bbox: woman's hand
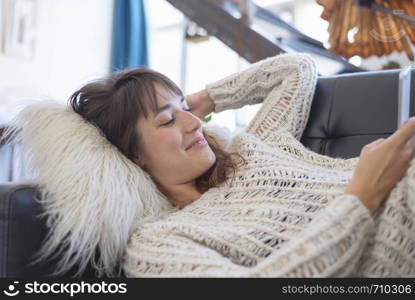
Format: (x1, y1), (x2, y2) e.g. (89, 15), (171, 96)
(345, 118), (415, 215)
(185, 89), (215, 120)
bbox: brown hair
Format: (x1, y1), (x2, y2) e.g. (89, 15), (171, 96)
(69, 68), (245, 195)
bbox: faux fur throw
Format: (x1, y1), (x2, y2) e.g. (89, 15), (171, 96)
(5, 100), (232, 277)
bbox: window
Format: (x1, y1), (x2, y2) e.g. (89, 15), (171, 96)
(146, 0), (327, 133)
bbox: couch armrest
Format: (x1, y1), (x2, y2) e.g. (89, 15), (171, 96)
(0, 182), (120, 277)
(0, 183), (53, 277)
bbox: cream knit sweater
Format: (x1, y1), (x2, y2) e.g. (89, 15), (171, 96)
(123, 53), (415, 277)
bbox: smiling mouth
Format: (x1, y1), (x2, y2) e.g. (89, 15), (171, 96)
(185, 137), (206, 150)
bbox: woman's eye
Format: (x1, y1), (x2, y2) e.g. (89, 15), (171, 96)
(161, 107), (190, 126)
(162, 118), (175, 126)
(183, 103), (191, 112)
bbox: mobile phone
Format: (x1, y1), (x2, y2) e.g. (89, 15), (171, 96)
(397, 66), (412, 128)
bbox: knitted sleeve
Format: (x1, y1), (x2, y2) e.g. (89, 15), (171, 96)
(123, 194), (374, 277)
(206, 53), (318, 141)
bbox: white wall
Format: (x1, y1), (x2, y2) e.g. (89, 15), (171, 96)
(0, 0), (114, 124)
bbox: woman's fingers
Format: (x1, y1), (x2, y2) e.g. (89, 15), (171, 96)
(388, 117), (415, 147)
(405, 141), (415, 159)
(349, 123), (415, 214)
(361, 138), (385, 154)
(370, 138), (385, 145)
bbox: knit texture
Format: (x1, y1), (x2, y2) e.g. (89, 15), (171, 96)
(123, 53), (415, 277)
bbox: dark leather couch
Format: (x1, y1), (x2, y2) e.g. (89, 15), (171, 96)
(1, 68), (414, 277)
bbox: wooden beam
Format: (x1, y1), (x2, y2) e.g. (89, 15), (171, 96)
(166, 0), (283, 63)
(165, 0), (364, 73)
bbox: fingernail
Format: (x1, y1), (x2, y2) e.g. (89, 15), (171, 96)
(405, 117), (415, 125)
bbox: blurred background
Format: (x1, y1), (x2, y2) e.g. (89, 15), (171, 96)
(0, 0), (414, 133)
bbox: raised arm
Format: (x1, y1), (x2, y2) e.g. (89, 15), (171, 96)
(205, 53), (318, 141)
(122, 193), (374, 277)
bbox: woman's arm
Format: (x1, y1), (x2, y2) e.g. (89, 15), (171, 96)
(249, 193), (373, 277)
(202, 53), (317, 141)
(123, 193), (373, 277)
(258, 119), (415, 276)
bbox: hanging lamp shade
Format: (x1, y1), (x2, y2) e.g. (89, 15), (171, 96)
(316, 0), (415, 61)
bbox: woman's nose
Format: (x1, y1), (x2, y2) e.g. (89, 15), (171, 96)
(183, 111), (202, 133)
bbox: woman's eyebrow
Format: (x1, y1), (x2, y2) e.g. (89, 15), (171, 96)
(155, 96), (185, 115)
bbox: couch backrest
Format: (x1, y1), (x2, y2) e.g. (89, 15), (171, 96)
(301, 68), (415, 158)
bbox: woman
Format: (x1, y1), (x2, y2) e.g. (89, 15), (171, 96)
(9, 53), (415, 277)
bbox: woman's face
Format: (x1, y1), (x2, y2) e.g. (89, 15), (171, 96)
(136, 86), (216, 187)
